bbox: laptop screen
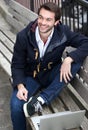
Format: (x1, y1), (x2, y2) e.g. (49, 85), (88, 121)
(31, 110), (85, 130)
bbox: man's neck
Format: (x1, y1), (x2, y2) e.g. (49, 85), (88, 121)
(39, 30), (52, 43)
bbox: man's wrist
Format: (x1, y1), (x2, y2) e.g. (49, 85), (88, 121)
(65, 56), (74, 63)
(17, 84), (25, 90)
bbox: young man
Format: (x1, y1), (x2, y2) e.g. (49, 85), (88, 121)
(11, 2), (88, 130)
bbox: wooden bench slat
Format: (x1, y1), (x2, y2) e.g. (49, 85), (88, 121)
(67, 84), (88, 118)
(0, 28), (16, 42)
(9, 0), (37, 22)
(83, 57), (88, 71)
(6, 14), (25, 32)
(81, 117), (88, 130)
(0, 53), (11, 76)
(60, 87), (80, 111)
(27, 118), (36, 130)
(78, 69), (88, 84)
(71, 77), (88, 104)
(50, 97), (65, 113)
(0, 41), (12, 62)
(8, 8), (30, 26)
(59, 87), (88, 129)
(0, 31), (14, 52)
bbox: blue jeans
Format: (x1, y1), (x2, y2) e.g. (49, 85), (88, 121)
(10, 62), (82, 130)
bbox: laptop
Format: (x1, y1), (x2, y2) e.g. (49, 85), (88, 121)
(31, 110), (85, 130)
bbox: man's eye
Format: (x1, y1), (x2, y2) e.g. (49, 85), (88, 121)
(38, 16), (42, 19)
(47, 19), (52, 21)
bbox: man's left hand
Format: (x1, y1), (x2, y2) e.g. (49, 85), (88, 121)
(60, 57), (73, 83)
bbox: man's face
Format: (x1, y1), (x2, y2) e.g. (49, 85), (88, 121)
(38, 8), (57, 34)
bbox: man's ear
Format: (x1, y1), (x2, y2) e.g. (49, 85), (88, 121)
(54, 20), (60, 26)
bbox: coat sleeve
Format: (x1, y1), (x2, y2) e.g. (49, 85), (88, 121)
(64, 25), (88, 63)
(11, 32), (27, 88)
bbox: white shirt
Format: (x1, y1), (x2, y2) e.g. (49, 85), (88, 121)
(35, 26), (54, 58)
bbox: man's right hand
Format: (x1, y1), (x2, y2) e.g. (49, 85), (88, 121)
(17, 84), (28, 101)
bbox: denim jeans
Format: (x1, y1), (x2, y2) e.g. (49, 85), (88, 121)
(10, 62), (82, 130)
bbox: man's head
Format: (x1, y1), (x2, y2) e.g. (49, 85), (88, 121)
(37, 2), (61, 36)
(38, 2), (61, 22)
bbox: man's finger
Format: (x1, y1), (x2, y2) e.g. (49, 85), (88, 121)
(63, 73), (68, 83)
(60, 71), (62, 82)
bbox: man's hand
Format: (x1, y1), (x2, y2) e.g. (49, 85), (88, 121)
(17, 84), (28, 101)
(60, 57), (73, 83)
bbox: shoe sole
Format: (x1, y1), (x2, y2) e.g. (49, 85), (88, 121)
(23, 103), (30, 117)
(23, 97), (33, 117)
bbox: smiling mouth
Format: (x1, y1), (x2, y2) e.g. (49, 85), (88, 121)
(39, 25), (48, 29)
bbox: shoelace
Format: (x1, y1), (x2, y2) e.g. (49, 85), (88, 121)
(34, 101), (43, 115)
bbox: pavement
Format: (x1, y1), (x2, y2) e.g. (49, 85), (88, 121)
(0, 66), (13, 130)
(0, 0), (13, 130)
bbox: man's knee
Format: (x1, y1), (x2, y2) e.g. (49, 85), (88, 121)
(71, 62), (82, 78)
(10, 96), (25, 113)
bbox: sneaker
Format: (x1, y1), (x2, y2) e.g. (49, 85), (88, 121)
(23, 96), (43, 117)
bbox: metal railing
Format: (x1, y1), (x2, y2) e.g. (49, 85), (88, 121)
(29, 0), (88, 36)
(61, 0), (88, 36)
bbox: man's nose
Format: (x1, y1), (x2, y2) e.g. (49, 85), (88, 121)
(41, 19), (46, 25)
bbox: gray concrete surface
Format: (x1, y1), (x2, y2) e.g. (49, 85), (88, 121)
(0, 0), (13, 130)
(0, 66), (13, 130)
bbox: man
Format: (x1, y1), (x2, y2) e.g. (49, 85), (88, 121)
(11, 2), (88, 130)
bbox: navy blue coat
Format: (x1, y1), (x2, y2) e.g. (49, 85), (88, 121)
(11, 20), (88, 87)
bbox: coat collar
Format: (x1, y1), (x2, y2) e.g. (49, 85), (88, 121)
(27, 20), (67, 50)
(45, 27), (67, 53)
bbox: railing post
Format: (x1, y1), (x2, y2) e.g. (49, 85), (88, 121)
(30, 0), (34, 11)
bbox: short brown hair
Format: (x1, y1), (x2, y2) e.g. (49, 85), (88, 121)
(38, 2), (61, 21)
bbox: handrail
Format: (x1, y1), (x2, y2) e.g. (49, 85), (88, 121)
(76, 0), (88, 7)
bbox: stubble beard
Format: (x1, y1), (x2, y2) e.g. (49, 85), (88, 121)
(39, 25), (53, 35)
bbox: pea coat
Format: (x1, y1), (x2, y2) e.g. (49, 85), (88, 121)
(11, 20), (88, 87)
